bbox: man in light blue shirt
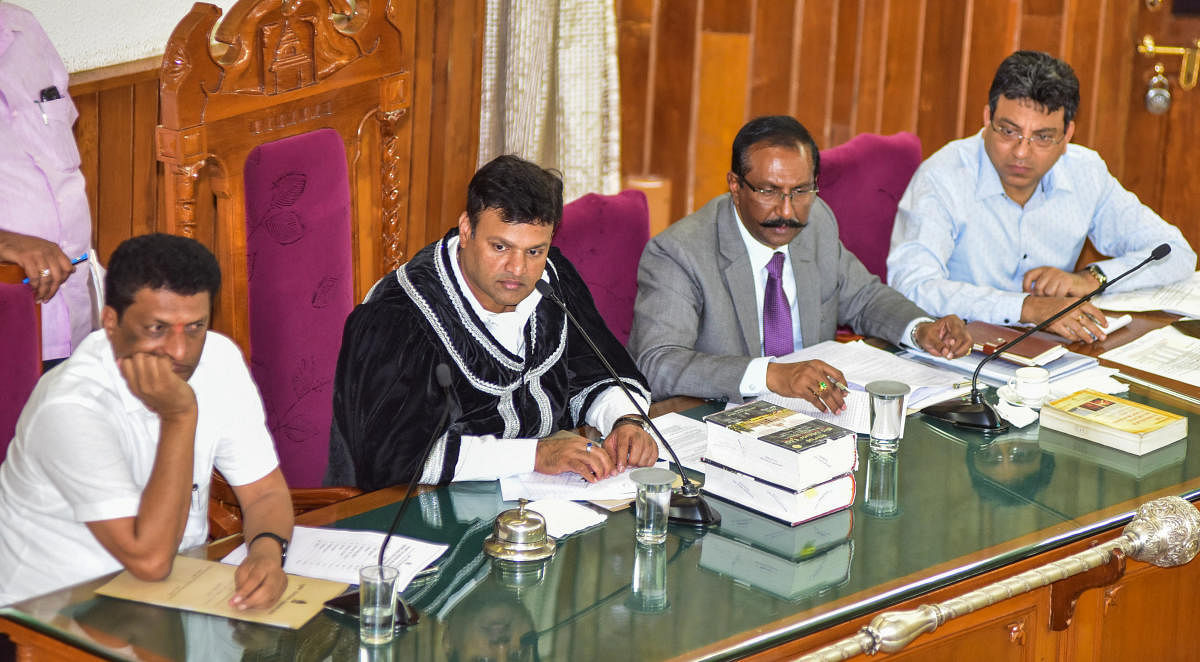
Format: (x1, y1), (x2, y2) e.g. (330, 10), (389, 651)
(888, 51), (1195, 343)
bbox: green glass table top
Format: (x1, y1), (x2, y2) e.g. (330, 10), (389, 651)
(4, 386), (1199, 661)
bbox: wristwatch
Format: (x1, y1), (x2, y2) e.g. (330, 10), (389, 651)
(1086, 264), (1108, 287)
(612, 414), (648, 432)
(250, 531), (289, 566)
(909, 317), (935, 348)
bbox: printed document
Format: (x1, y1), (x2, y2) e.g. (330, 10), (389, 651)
(97, 555), (347, 629)
(499, 461), (672, 501)
(1100, 325), (1200, 388)
(1095, 271), (1200, 318)
(221, 526), (447, 588)
(772, 340), (970, 412)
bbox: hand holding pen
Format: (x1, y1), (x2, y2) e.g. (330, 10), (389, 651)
(0, 229), (85, 303)
(20, 251), (87, 303)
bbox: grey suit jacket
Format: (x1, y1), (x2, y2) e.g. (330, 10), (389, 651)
(629, 194), (928, 401)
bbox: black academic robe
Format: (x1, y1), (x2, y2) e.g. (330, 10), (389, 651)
(326, 229), (650, 491)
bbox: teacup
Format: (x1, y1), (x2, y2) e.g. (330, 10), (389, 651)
(1007, 366), (1050, 405)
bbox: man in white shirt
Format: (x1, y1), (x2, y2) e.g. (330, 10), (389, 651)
(327, 155), (657, 491)
(0, 233), (293, 607)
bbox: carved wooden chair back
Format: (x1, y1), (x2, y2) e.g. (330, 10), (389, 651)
(156, 0), (413, 488)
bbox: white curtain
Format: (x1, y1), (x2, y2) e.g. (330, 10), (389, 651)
(478, 0), (621, 202)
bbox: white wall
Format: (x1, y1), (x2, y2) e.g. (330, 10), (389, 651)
(15, 0), (239, 73)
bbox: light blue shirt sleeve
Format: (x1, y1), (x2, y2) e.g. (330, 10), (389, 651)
(1080, 160), (1196, 289)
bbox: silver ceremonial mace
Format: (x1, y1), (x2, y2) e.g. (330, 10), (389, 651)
(796, 496), (1200, 662)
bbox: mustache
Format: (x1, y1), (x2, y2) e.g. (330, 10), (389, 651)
(759, 217), (805, 229)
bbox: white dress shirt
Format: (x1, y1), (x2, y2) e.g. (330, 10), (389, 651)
(732, 208), (927, 397)
(440, 235), (647, 481)
(0, 331), (279, 605)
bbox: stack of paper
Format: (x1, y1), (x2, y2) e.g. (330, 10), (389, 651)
(498, 462), (670, 502)
(221, 526), (447, 589)
(762, 341), (972, 434)
(647, 411), (709, 464)
(1100, 325), (1200, 388)
(904, 348), (1098, 387)
(1095, 271), (1200, 318)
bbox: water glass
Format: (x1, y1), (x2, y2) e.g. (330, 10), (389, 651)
(863, 451), (900, 518)
(866, 380), (910, 453)
(629, 541), (669, 612)
(359, 564), (399, 645)
(630, 467), (675, 544)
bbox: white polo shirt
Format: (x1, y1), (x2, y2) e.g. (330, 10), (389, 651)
(0, 330), (279, 606)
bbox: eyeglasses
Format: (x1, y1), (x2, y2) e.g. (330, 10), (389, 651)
(737, 175), (819, 205)
(988, 121), (1066, 149)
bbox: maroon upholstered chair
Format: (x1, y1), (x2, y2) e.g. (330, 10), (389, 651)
(552, 190), (651, 346)
(0, 263), (40, 462)
(243, 129), (354, 487)
(818, 132), (923, 281)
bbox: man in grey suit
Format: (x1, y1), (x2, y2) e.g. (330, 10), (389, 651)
(629, 116), (971, 411)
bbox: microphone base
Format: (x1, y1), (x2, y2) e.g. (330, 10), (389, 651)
(922, 397), (1011, 433)
(396, 597), (420, 627)
(328, 592), (420, 628)
(668, 486), (722, 527)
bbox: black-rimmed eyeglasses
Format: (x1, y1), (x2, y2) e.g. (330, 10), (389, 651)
(988, 121), (1066, 149)
(737, 175), (819, 205)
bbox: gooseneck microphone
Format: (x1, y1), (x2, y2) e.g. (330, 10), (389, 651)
(923, 243), (1172, 432)
(378, 363), (455, 566)
(535, 280), (720, 526)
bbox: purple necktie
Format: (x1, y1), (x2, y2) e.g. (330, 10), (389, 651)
(762, 251), (794, 357)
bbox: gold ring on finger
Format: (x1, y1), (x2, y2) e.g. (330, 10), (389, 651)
(817, 381), (829, 391)
(39, 268), (50, 277)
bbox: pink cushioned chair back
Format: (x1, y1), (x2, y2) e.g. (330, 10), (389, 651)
(553, 190), (650, 346)
(818, 132), (922, 281)
(0, 278), (40, 462)
(244, 128), (353, 487)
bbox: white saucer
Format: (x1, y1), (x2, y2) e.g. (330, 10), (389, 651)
(997, 385), (1049, 410)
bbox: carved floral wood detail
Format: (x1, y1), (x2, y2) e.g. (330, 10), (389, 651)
(156, 0), (413, 349)
(157, 0), (411, 271)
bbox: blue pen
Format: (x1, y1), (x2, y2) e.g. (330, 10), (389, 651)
(22, 252), (88, 284)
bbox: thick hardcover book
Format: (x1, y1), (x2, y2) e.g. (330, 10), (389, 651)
(699, 460), (856, 526)
(1039, 389), (1187, 456)
(705, 499), (853, 561)
(967, 321), (1066, 366)
(699, 534), (853, 602)
(704, 401), (858, 491)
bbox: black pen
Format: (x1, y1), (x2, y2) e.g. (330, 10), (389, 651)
(22, 252), (88, 284)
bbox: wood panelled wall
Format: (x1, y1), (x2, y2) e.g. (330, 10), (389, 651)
(617, 0), (1143, 224)
(67, 0), (483, 271)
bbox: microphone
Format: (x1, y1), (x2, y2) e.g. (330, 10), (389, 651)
(535, 280), (720, 527)
(923, 244), (1171, 432)
(327, 363), (455, 626)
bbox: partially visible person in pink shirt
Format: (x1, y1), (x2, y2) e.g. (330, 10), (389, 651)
(0, 3), (93, 366)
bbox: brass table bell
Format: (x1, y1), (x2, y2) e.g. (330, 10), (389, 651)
(483, 499), (557, 562)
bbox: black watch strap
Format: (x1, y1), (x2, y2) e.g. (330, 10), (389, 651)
(250, 531), (289, 566)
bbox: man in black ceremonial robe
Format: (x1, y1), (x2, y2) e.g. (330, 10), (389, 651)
(327, 155), (658, 491)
